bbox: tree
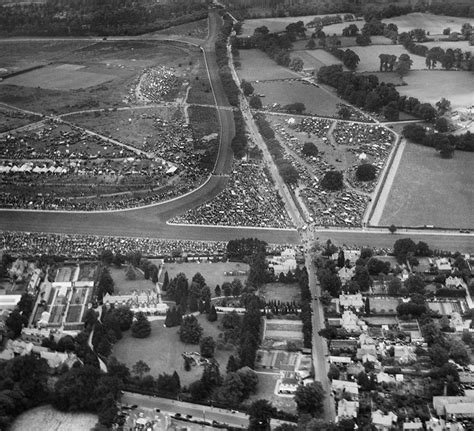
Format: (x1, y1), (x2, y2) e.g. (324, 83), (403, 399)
(306, 38), (316, 50)
(302, 142), (318, 157)
(237, 366), (258, 397)
(327, 364), (340, 381)
(342, 24), (359, 37)
(6, 310), (23, 339)
(383, 102), (399, 121)
(342, 49), (360, 70)
(200, 336), (216, 358)
(393, 238), (417, 263)
(125, 265), (137, 280)
(320, 171), (343, 191)
(131, 312), (151, 338)
(100, 249), (114, 265)
(294, 382), (325, 417)
(207, 305), (218, 322)
(278, 161), (300, 185)
(436, 98), (451, 115)
(449, 340), (470, 366)
(389, 224), (397, 234)
(231, 278), (243, 297)
(405, 274), (425, 295)
(289, 57), (304, 72)
(214, 285), (221, 297)
(248, 399), (276, 431)
(353, 266), (371, 291)
(395, 53), (412, 78)
(356, 163), (376, 181)
(227, 355), (239, 373)
(241, 80), (254, 96)
(97, 267), (114, 300)
(189, 380), (208, 401)
(114, 307), (134, 331)
(247, 250), (268, 288)
(461, 23), (473, 40)
(338, 105), (351, 120)
(132, 360), (150, 379)
(201, 361), (222, 391)
(356, 34), (371, 46)
(249, 95), (263, 109)
(388, 277), (402, 296)
(216, 372), (244, 405)
(179, 315), (203, 344)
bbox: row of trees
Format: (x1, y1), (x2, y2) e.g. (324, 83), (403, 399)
(0, 0), (210, 36)
(317, 64), (438, 121)
(298, 267), (313, 349)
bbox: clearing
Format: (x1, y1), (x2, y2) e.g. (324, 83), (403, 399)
(398, 70), (474, 110)
(112, 315), (233, 386)
(379, 143), (474, 229)
(160, 261), (249, 294)
(236, 49), (297, 82)
(253, 80), (342, 116)
(11, 405), (97, 431)
(381, 13), (472, 35)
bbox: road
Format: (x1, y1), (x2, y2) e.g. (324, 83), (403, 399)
(121, 392), (291, 429)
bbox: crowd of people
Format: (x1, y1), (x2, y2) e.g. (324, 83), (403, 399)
(170, 160), (294, 229)
(0, 231), (294, 258)
(295, 117), (332, 138)
(127, 66), (179, 104)
(0, 116), (211, 210)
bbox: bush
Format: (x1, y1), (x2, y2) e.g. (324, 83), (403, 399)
(355, 163), (377, 181)
(320, 170), (344, 191)
(131, 312), (151, 338)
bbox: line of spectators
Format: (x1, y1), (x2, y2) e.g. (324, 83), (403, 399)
(1, 231), (296, 258)
(170, 160), (294, 229)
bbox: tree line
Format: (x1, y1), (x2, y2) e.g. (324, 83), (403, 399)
(0, 0), (210, 36)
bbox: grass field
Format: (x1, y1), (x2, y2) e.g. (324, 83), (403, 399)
(155, 18), (208, 39)
(11, 405), (97, 431)
(296, 49), (345, 70)
(398, 70), (474, 109)
(236, 49), (297, 82)
(187, 105), (218, 139)
(160, 261), (249, 294)
(67, 106), (180, 150)
(381, 13), (472, 35)
(253, 80), (342, 116)
(380, 143), (474, 229)
(112, 315), (232, 386)
(0, 40), (203, 114)
(259, 282), (300, 303)
(0, 105), (41, 133)
(110, 267), (156, 295)
(422, 40), (474, 53)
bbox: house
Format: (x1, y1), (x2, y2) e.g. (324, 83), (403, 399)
(402, 419), (423, 430)
(268, 248), (297, 275)
(446, 276), (466, 289)
(337, 398), (359, 419)
(332, 379), (359, 398)
(436, 258), (452, 272)
(376, 372), (396, 384)
(278, 371), (300, 395)
(371, 410), (397, 430)
(341, 310), (367, 333)
(338, 266), (356, 283)
(0, 295), (21, 314)
(356, 345), (377, 360)
(339, 293), (364, 310)
(394, 345), (417, 363)
(433, 396), (474, 417)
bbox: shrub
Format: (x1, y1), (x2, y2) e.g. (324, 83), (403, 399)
(355, 163), (377, 181)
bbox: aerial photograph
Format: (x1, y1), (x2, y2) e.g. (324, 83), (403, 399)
(0, 0), (473, 429)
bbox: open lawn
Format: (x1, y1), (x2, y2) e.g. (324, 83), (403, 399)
(110, 266), (155, 295)
(67, 106), (180, 150)
(11, 405), (97, 431)
(259, 282), (300, 303)
(0, 40), (203, 114)
(236, 49), (297, 82)
(160, 261), (249, 295)
(398, 70), (474, 110)
(349, 45), (427, 72)
(381, 13), (472, 35)
(380, 143), (474, 229)
(253, 80), (342, 116)
(112, 315), (233, 386)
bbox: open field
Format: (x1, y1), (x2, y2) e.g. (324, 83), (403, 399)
(67, 106), (180, 150)
(349, 45), (427, 72)
(156, 18), (208, 39)
(236, 49), (297, 82)
(259, 282), (300, 303)
(0, 40), (203, 114)
(0, 40), (95, 76)
(398, 70), (474, 110)
(188, 105), (219, 139)
(110, 266), (155, 295)
(381, 13), (472, 35)
(11, 405), (97, 431)
(0, 105), (41, 133)
(112, 315), (233, 386)
(380, 143), (474, 229)
(253, 80), (341, 116)
(160, 261), (249, 294)
(295, 49), (345, 70)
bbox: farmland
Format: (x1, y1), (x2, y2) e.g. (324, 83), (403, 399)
(112, 315), (233, 386)
(379, 143), (474, 229)
(253, 80), (341, 117)
(398, 70), (474, 109)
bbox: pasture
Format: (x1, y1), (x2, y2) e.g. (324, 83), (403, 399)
(112, 315), (232, 386)
(237, 49), (297, 82)
(398, 70), (474, 109)
(252, 80), (341, 117)
(379, 143), (474, 229)
(296, 49), (345, 70)
(381, 13), (472, 35)
(11, 405), (97, 431)
(160, 261), (249, 294)
(348, 45), (427, 72)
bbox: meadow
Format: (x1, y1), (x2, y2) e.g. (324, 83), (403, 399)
(253, 80), (341, 117)
(398, 70), (474, 109)
(237, 49), (297, 82)
(379, 143), (474, 229)
(381, 13), (472, 35)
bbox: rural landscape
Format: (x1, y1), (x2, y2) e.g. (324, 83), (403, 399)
(0, 0), (473, 430)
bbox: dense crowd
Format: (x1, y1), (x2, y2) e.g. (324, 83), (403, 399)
(1, 231), (294, 258)
(128, 66), (179, 104)
(295, 117), (332, 138)
(0, 117), (211, 210)
(170, 160), (294, 228)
